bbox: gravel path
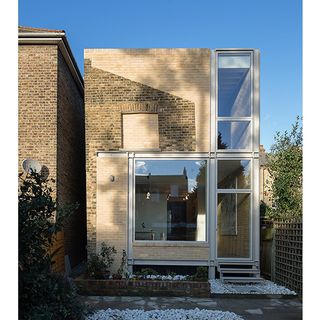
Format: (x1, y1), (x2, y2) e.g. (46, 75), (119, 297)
(209, 279), (296, 295)
(86, 308), (243, 320)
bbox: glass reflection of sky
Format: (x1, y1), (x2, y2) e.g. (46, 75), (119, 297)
(218, 54), (251, 118)
(135, 160), (206, 192)
(218, 121), (251, 149)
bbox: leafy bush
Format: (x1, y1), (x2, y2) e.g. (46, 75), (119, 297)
(266, 117), (302, 219)
(19, 171), (85, 320)
(23, 273), (86, 320)
(140, 267), (159, 276)
(87, 242), (117, 279)
(187, 267), (208, 281)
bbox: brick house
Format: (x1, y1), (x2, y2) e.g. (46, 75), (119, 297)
(85, 48), (261, 280)
(18, 27), (87, 273)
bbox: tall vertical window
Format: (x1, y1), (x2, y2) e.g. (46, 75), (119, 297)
(134, 159), (207, 241)
(217, 53), (252, 151)
(217, 159), (251, 258)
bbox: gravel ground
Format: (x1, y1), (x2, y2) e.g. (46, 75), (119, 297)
(209, 279), (296, 295)
(86, 308), (244, 320)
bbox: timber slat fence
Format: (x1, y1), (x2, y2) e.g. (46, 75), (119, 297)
(273, 218), (302, 294)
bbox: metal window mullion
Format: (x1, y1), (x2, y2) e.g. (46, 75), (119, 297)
(128, 156), (134, 264)
(217, 189), (252, 193)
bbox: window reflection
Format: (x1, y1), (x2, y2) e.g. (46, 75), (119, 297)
(217, 193), (250, 258)
(218, 54), (251, 117)
(218, 160), (251, 189)
(135, 160), (207, 241)
(217, 121), (251, 150)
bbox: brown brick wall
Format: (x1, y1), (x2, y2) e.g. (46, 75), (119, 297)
(57, 49), (86, 268)
(19, 42), (86, 272)
(18, 44), (65, 272)
(18, 45), (58, 179)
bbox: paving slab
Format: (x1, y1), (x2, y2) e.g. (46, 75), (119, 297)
(81, 295), (302, 320)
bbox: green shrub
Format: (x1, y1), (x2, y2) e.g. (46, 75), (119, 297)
(266, 116), (302, 219)
(23, 273), (86, 320)
(140, 267), (159, 276)
(87, 242), (117, 279)
(188, 266), (208, 281)
(19, 171), (86, 320)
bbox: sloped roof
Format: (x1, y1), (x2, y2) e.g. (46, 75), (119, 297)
(18, 26), (64, 33)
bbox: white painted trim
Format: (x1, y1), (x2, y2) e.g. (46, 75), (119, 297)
(253, 50), (261, 152)
(128, 157), (134, 266)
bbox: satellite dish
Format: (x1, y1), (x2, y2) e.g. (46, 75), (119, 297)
(22, 159), (42, 174)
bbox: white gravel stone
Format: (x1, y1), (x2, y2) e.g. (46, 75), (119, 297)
(209, 279), (296, 295)
(86, 308), (244, 320)
(129, 274), (189, 281)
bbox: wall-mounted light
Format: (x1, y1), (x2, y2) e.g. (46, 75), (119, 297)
(109, 175), (115, 182)
(146, 191), (151, 200)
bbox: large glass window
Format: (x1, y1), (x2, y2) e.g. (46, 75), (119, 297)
(134, 159), (207, 241)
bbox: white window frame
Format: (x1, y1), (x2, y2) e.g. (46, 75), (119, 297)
(130, 154), (210, 245)
(215, 157), (253, 260)
(211, 49), (260, 263)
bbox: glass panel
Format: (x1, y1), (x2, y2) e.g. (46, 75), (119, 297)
(135, 160), (207, 241)
(217, 193), (250, 258)
(218, 121), (251, 150)
(218, 54), (251, 117)
(218, 160), (251, 189)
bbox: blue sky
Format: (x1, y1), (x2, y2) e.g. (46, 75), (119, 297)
(18, 0), (302, 151)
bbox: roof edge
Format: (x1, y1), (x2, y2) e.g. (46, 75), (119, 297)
(18, 27), (83, 94)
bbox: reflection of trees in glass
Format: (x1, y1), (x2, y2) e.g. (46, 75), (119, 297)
(218, 131), (228, 149)
(218, 160), (250, 189)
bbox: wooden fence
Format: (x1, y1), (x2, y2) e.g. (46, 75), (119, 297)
(261, 218), (302, 294)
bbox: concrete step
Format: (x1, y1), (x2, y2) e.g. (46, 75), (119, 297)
(220, 268), (259, 274)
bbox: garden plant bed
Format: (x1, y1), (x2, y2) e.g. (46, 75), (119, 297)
(74, 276), (210, 297)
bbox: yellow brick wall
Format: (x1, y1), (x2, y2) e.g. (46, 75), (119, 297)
(133, 245), (209, 261)
(122, 113), (159, 149)
(85, 48), (210, 152)
(96, 155), (128, 274)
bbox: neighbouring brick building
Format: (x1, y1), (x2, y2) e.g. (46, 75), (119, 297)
(18, 27), (87, 273)
(85, 48), (261, 281)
